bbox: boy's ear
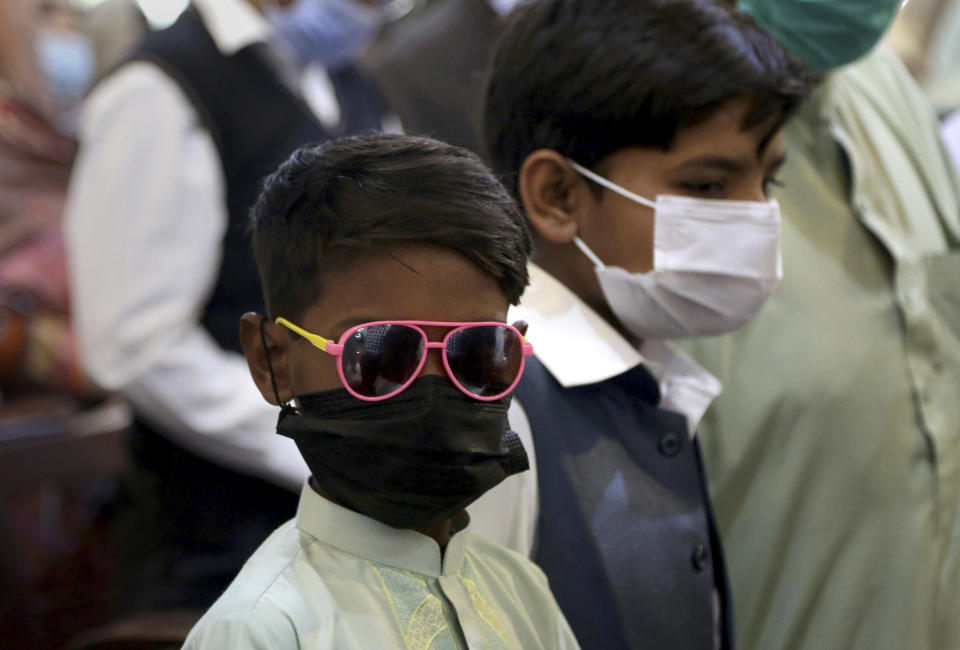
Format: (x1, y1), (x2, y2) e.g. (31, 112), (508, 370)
(239, 312), (295, 405)
(517, 149), (592, 244)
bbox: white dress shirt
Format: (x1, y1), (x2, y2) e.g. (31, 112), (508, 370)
(468, 264), (723, 556)
(64, 0), (346, 490)
(183, 484), (580, 649)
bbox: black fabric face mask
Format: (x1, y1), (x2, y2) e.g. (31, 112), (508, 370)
(277, 375), (529, 530)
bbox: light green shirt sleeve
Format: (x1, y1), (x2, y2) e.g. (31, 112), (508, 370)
(183, 607), (302, 650)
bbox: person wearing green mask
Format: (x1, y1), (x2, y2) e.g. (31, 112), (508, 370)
(738, 0), (903, 72)
(681, 1), (960, 649)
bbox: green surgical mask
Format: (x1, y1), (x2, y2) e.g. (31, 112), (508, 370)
(739, 0), (902, 72)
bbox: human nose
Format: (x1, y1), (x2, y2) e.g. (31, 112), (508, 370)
(732, 177), (769, 203)
(728, 188), (767, 203)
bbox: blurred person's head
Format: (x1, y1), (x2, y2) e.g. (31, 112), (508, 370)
(84, 0), (149, 76)
(259, 0), (389, 68)
(0, 0), (94, 134)
(484, 0), (813, 342)
(33, 1), (95, 133)
(239, 134), (532, 543)
(738, 0), (903, 73)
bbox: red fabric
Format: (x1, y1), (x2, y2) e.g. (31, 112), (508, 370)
(0, 89), (94, 396)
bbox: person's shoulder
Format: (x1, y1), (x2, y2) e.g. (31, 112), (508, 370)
(839, 46), (933, 121)
(184, 521), (337, 649)
(465, 532), (551, 593)
(183, 603), (299, 650)
(83, 60), (195, 132)
(844, 45), (913, 88)
(90, 59), (181, 103)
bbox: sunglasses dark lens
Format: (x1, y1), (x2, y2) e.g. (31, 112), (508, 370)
(341, 324), (425, 397)
(446, 325), (523, 398)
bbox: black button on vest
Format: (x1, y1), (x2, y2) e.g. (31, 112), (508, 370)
(692, 543), (711, 572)
(659, 431), (684, 456)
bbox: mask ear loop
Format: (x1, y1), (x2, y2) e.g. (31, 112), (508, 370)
(260, 316), (284, 406)
(566, 159), (658, 209)
(566, 158), (658, 270)
(572, 235), (606, 269)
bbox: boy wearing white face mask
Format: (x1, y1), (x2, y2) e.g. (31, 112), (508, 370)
(469, 1), (813, 649)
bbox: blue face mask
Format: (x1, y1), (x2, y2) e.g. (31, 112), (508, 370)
(739, 0), (903, 72)
(267, 0), (385, 69)
(34, 28), (96, 134)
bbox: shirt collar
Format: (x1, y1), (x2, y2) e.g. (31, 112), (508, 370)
(295, 484), (471, 578)
(510, 264), (722, 434)
(193, 0), (274, 56)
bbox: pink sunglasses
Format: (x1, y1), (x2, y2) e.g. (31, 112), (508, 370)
(276, 318), (534, 402)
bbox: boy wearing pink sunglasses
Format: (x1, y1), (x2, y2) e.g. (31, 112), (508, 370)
(182, 133), (579, 649)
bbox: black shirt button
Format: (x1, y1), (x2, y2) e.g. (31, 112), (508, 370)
(692, 543), (710, 572)
(658, 432), (683, 457)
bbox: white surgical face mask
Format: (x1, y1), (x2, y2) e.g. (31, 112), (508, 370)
(267, 0), (385, 69)
(568, 159), (783, 340)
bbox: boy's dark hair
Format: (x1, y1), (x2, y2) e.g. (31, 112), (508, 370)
(250, 134), (532, 320)
(483, 0), (814, 192)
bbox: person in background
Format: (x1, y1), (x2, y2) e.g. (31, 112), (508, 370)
(474, 0), (812, 648)
(681, 0), (960, 647)
(184, 133), (578, 650)
(0, 6), (106, 643)
(365, 0), (521, 154)
(65, 0), (386, 613)
(0, 0), (98, 399)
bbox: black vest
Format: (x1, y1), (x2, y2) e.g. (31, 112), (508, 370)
(515, 357), (734, 650)
(129, 5), (382, 351)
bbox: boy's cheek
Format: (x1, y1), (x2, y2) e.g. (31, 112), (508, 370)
(289, 358), (344, 397)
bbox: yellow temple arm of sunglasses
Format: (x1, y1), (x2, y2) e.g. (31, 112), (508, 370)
(275, 317), (334, 352)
